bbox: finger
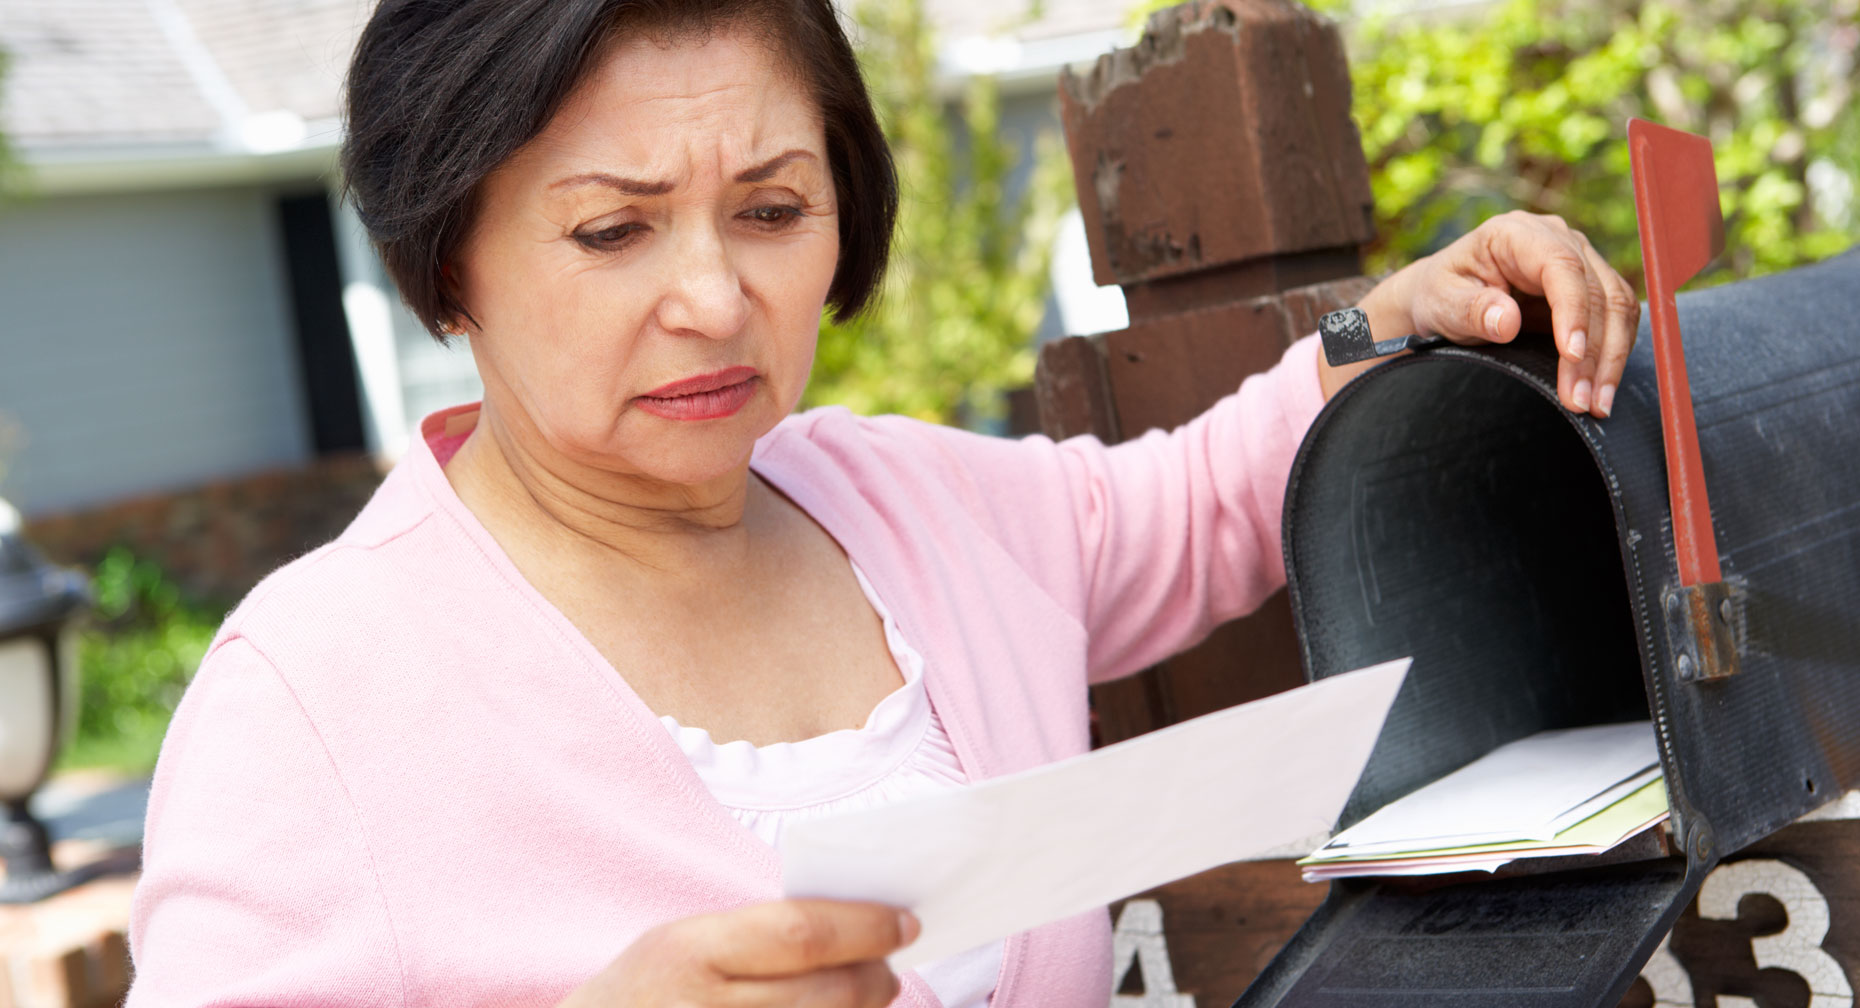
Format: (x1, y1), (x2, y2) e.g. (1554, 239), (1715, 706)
(723, 961), (901, 1008)
(707, 900), (915, 978)
(1485, 214), (1594, 370)
(1564, 245), (1611, 414)
(1557, 342), (1578, 412)
(1409, 268), (1521, 346)
(1582, 243), (1641, 417)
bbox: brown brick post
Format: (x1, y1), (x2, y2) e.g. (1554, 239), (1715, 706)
(1035, 1), (1374, 999)
(1038, 0), (1377, 747)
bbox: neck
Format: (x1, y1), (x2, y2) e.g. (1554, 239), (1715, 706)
(444, 401), (764, 575)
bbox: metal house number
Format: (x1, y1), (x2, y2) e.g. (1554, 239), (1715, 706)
(1640, 859), (1854, 1008)
(1109, 859), (1853, 1008)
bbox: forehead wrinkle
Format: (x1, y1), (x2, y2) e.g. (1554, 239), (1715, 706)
(629, 79), (754, 107)
(507, 31), (829, 208)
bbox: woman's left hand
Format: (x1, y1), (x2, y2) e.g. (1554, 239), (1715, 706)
(1329, 211), (1641, 418)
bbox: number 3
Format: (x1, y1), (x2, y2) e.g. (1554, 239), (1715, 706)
(1642, 859), (1854, 1008)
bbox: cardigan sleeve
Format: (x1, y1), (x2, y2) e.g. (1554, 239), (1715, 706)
(127, 636), (406, 1008)
(841, 334), (1327, 684)
(1067, 334), (1327, 680)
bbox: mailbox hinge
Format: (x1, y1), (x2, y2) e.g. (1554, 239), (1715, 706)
(1663, 580), (1742, 682)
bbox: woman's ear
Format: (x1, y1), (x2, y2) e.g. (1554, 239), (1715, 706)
(437, 263), (477, 338)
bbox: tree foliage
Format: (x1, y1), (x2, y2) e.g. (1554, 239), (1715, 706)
(64, 549), (221, 772)
(0, 50), (20, 200)
(1142, 0), (1860, 289)
(807, 0), (1071, 424)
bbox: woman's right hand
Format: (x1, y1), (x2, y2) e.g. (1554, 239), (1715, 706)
(558, 899), (919, 1006)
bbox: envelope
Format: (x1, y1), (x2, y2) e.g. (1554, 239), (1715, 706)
(782, 658), (1411, 968)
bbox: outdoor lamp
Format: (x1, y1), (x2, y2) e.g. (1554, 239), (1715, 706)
(0, 496), (89, 903)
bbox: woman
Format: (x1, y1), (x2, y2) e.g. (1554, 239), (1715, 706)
(125, 0), (1640, 1005)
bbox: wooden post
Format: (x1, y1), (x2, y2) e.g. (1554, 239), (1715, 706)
(1040, 0), (1376, 747)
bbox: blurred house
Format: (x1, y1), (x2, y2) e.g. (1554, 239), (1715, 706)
(0, 0), (1129, 535)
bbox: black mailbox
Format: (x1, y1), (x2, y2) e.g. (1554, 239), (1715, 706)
(1238, 247), (1860, 1008)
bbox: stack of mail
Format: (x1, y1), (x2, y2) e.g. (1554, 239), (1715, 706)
(1299, 721), (1668, 881)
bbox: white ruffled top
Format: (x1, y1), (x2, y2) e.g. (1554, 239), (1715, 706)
(660, 561), (1002, 1008)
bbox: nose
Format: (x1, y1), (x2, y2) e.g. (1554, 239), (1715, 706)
(654, 222), (750, 340)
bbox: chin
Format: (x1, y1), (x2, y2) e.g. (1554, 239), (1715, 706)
(627, 445), (761, 489)
(574, 412), (775, 487)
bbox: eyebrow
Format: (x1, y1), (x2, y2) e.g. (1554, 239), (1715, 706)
(549, 149), (818, 195)
(734, 149), (813, 183)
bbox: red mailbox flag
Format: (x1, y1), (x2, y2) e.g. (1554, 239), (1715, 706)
(1629, 117), (1725, 588)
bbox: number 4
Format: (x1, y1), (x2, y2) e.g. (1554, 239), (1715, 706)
(1110, 899), (1196, 1008)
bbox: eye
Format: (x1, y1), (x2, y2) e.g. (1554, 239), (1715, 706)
(573, 222), (646, 252)
(742, 205), (804, 228)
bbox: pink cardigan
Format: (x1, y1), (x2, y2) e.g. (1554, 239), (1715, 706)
(127, 335), (1326, 1007)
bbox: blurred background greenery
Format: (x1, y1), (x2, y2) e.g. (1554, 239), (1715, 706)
(60, 549), (220, 773)
(808, 0), (1073, 424)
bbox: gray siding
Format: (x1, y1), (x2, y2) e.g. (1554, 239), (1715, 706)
(0, 186), (310, 515)
(395, 325), (483, 434)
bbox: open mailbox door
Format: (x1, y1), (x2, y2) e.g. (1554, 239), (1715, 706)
(1237, 124), (1860, 1007)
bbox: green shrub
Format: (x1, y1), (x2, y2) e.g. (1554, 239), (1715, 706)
(806, 0), (1071, 424)
(59, 549), (223, 774)
(1337, 0), (1858, 286)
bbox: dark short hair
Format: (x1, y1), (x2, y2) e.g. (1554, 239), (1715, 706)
(341, 0), (897, 341)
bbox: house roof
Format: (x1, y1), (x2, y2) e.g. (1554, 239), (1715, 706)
(1, 0), (1130, 164)
(2, 0), (224, 148)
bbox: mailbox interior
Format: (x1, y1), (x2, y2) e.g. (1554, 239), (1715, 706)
(1287, 347), (1651, 826)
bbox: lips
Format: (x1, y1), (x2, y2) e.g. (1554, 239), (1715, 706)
(642, 367), (760, 399)
(634, 366), (760, 421)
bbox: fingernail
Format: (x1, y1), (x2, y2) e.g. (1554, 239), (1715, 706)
(897, 911), (921, 946)
(1596, 383), (1615, 417)
(1484, 304), (1505, 338)
(1573, 378), (1592, 412)
(1567, 329), (1587, 361)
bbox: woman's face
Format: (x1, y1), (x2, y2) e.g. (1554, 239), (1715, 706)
(453, 30), (839, 488)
